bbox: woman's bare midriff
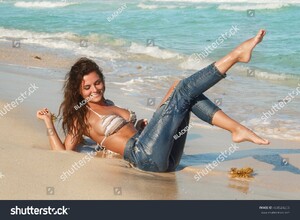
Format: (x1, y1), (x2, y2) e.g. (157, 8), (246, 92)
(88, 123), (138, 155)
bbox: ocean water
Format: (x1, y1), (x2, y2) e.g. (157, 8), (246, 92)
(1, 0), (299, 77)
(0, 0), (300, 141)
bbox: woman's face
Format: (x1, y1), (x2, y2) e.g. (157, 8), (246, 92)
(80, 71), (105, 103)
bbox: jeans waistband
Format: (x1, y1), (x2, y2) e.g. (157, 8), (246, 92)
(123, 132), (140, 162)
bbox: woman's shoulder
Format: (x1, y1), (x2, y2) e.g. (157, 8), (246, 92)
(105, 99), (115, 106)
(105, 99), (135, 114)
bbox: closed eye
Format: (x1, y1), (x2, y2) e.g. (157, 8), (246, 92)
(95, 80), (102, 85)
(83, 80), (102, 90)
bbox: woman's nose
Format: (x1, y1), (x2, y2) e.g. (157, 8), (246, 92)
(91, 85), (98, 92)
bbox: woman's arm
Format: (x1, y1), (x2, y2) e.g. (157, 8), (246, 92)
(36, 108), (77, 151)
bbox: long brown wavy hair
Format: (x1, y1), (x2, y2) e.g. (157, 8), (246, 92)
(59, 57), (105, 145)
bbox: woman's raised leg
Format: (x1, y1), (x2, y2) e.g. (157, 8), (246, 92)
(215, 29), (266, 74)
(215, 30), (266, 74)
(166, 92), (269, 172)
(157, 29), (267, 106)
(129, 30), (268, 172)
(166, 94), (221, 171)
(167, 112), (191, 171)
(211, 110), (269, 144)
(172, 30), (267, 106)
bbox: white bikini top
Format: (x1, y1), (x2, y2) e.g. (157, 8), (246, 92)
(87, 100), (137, 147)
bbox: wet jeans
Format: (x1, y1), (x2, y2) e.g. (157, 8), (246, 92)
(124, 62), (226, 172)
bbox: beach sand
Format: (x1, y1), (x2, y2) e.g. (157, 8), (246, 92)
(0, 47), (300, 200)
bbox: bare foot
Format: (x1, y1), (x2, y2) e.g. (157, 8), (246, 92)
(232, 126), (270, 145)
(234, 29), (266, 63)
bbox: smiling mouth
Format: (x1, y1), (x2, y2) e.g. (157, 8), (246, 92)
(90, 92), (102, 98)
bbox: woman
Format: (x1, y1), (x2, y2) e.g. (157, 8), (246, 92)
(37, 30), (270, 172)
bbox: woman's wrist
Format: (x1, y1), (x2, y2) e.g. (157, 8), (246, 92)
(44, 117), (54, 127)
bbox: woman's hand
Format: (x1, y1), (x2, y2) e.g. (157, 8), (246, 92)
(135, 119), (148, 131)
(36, 108), (66, 151)
(36, 108), (52, 121)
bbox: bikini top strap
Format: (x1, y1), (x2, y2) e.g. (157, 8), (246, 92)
(86, 106), (105, 119)
(126, 108), (137, 124)
(100, 136), (107, 147)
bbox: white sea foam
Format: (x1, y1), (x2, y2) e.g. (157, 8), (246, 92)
(218, 3), (290, 11)
(137, 3), (159, 9)
(128, 42), (182, 59)
(241, 118), (300, 141)
(14, 1), (77, 8)
(0, 27), (76, 42)
(0, 27), (121, 59)
(112, 75), (173, 86)
(233, 65), (300, 81)
(120, 87), (135, 92)
(112, 78), (145, 86)
(140, 1), (297, 11)
(253, 70), (298, 81)
(178, 55), (300, 81)
(151, 0), (300, 3)
(137, 3), (186, 9)
(260, 129), (300, 141)
(178, 55), (211, 70)
(0, 27), (298, 81)
(195, 6), (207, 9)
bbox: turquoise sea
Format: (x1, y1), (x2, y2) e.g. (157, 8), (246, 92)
(0, 0), (300, 141)
(1, 0), (299, 77)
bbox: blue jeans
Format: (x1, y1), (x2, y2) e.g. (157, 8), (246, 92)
(124, 62), (226, 172)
